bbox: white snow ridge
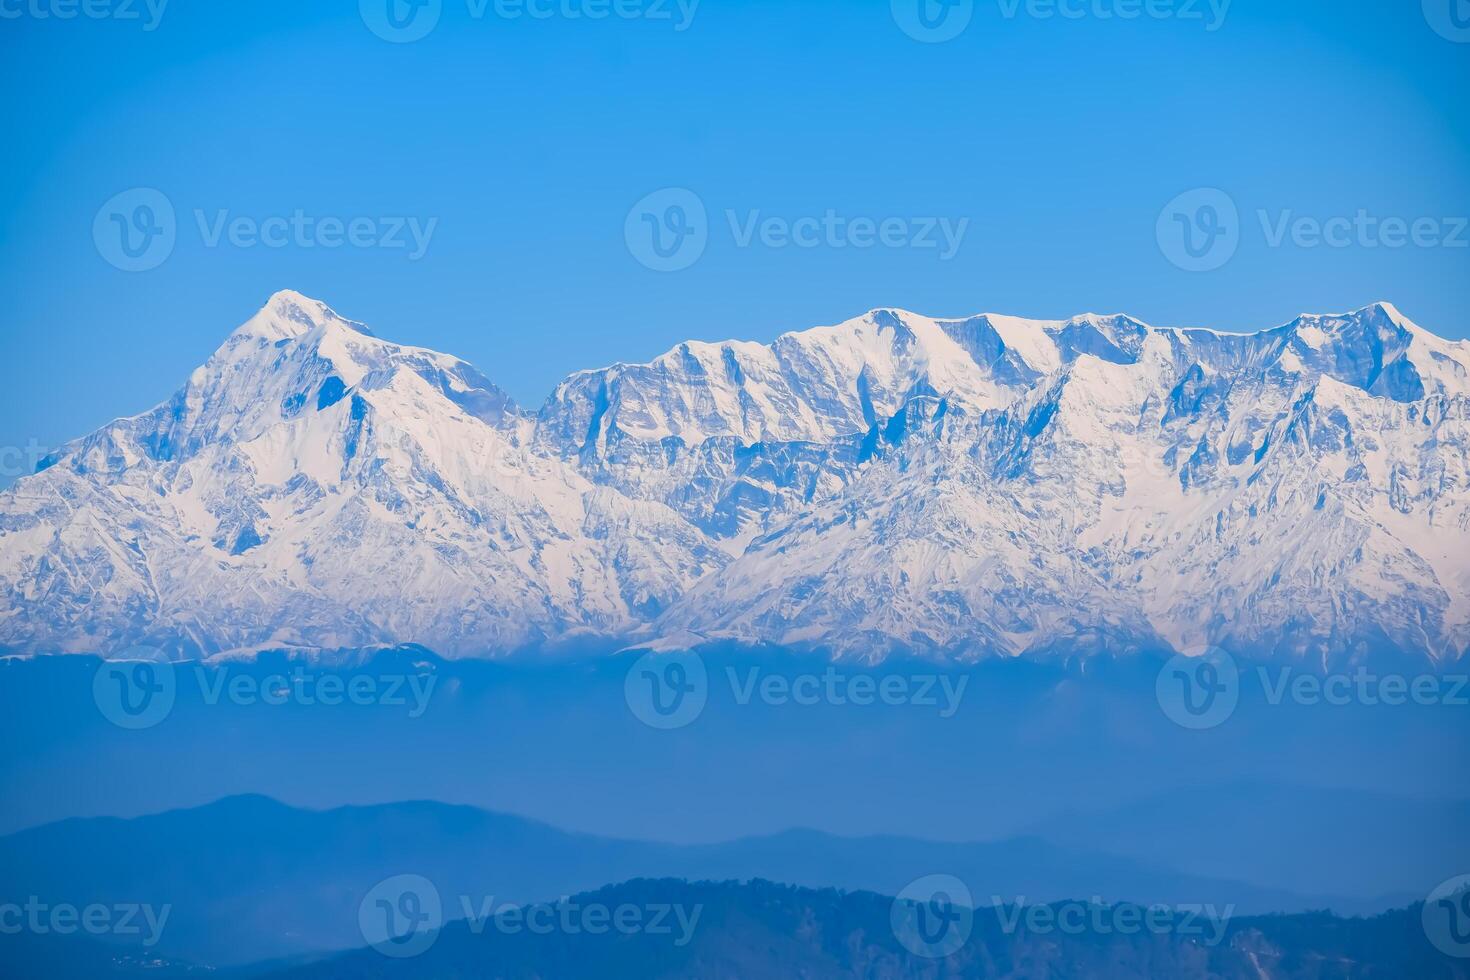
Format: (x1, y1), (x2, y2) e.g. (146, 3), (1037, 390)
(2, 290), (1468, 667)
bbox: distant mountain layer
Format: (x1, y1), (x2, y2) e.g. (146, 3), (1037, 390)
(266, 880), (1465, 980)
(2, 799), (1458, 975)
(3, 291), (1468, 665)
(5, 877), (1460, 979)
(0, 794), (1376, 967)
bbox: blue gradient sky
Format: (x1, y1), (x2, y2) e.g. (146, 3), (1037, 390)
(2, 0), (1467, 472)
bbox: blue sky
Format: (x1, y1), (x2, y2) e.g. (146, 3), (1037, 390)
(1, 0), (1467, 475)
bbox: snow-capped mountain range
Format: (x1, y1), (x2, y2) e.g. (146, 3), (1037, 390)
(3, 291), (1468, 666)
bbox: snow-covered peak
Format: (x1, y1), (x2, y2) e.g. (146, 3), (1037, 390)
(1270, 302), (1470, 401)
(41, 293), (519, 482)
(229, 289), (375, 344)
(4, 294), (1467, 667)
(538, 307), (1008, 454)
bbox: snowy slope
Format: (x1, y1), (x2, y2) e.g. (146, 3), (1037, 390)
(2, 292), (1466, 665)
(653, 303), (1470, 665)
(0, 293), (724, 658)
